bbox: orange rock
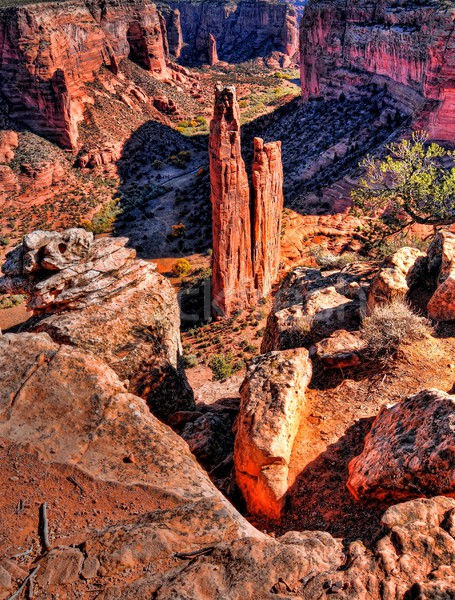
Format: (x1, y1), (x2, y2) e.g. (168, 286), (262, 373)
(234, 348), (312, 519)
(347, 389), (455, 502)
(208, 33), (218, 66)
(427, 230), (455, 321)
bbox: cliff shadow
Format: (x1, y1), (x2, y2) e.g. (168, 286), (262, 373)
(113, 120), (212, 261)
(251, 418), (390, 547)
(242, 90), (411, 216)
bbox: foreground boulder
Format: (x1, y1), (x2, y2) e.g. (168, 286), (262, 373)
(347, 389), (455, 502)
(234, 349), (312, 519)
(0, 331), (344, 598)
(315, 329), (366, 369)
(367, 246), (425, 311)
(262, 267), (367, 352)
(0, 229), (194, 421)
(427, 230), (455, 321)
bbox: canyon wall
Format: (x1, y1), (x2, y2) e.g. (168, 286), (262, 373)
(209, 87), (283, 316)
(0, 0), (297, 150)
(169, 0), (298, 65)
(300, 0), (455, 141)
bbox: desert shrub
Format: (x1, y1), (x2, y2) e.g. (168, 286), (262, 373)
(209, 353), (234, 381)
(82, 199), (122, 234)
(372, 233), (432, 260)
(361, 300), (431, 357)
(0, 294), (26, 309)
(309, 245), (361, 270)
(172, 258), (192, 277)
(0, 235), (10, 247)
(183, 352), (198, 368)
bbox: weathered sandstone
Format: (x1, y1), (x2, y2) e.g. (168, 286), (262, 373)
(251, 137), (284, 299)
(0, 130), (18, 163)
(209, 87), (285, 316)
(235, 348), (312, 518)
(209, 85), (254, 316)
(262, 267), (366, 351)
(348, 389), (455, 502)
(0, 331), (344, 598)
(427, 230), (455, 321)
(315, 328), (366, 369)
(0, 229), (194, 421)
(367, 246), (426, 311)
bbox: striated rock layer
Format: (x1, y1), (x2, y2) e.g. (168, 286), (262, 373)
(0, 228), (194, 421)
(0, 0), (297, 150)
(300, 0), (455, 141)
(251, 137), (284, 299)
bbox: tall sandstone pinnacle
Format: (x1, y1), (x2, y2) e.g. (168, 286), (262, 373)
(252, 137), (284, 298)
(209, 85), (284, 316)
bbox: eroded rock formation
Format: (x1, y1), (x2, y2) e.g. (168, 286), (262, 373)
(251, 137), (284, 299)
(367, 246), (426, 311)
(209, 85), (255, 316)
(348, 389), (455, 502)
(209, 87), (284, 316)
(0, 0), (297, 150)
(427, 230), (455, 321)
(262, 267), (368, 352)
(0, 228), (194, 421)
(235, 348), (312, 518)
(300, 0), (455, 140)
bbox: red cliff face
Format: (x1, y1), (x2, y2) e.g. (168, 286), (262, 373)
(252, 137), (284, 298)
(169, 0), (298, 65)
(209, 87), (284, 316)
(300, 0), (455, 141)
(0, 0), (170, 150)
(209, 84), (254, 316)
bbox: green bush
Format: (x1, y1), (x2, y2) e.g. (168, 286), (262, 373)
(183, 352), (198, 368)
(209, 353), (234, 381)
(309, 245), (361, 270)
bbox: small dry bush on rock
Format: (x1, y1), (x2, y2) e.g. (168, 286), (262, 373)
(361, 300), (431, 357)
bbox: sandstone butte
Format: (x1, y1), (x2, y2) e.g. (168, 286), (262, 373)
(209, 86), (284, 317)
(0, 0), (298, 150)
(300, 0), (455, 141)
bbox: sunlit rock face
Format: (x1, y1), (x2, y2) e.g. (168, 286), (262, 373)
(209, 88), (285, 316)
(209, 84), (255, 317)
(300, 0), (455, 141)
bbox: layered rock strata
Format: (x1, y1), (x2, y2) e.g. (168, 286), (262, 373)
(209, 86), (284, 316)
(234, 348), (312, 518)
(0, 0), (298, 149)
(300, 0), (455, 140)
(0, 228), (194, 421)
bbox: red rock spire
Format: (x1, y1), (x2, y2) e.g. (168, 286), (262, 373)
(209, 84), (255, 317)
(251, 137), (284, 298)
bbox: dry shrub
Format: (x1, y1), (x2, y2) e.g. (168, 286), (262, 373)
(361, 300), (431, 357)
